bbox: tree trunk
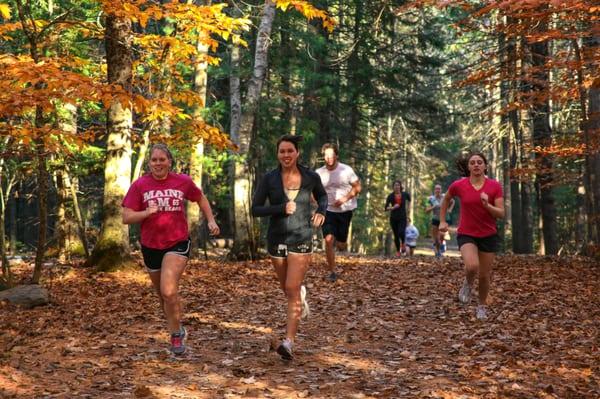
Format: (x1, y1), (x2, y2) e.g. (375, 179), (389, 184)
(0, 162), (15, 284)
(31, 106), (48, 284)
(509, 102), (524, 252)
(529, 36), (558, 255)
(15, 0), (49, 283)
(65, 168), (90, 259)
(8, 187), (17, 254)
(54, 166), (68, 261)
(188, 9), (211, 257)
(86, 14), (135, 271)
(54, 103), (87, 260)
(132, 131), (150, 182)
(519, 104), (534, 253)
(230, 0), (276, 259)
(572, 38), (598, 249)
(229, 43), (241, 240)
(498, 30), (511, 252)
(585, 34), (600, 250)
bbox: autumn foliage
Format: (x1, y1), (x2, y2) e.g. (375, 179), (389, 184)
(0, 0), (334, 156)
(399, 1), (600, 160)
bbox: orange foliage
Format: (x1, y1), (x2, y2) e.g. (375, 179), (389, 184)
(398, 0), (600, 182)
(1, 0), (334, 156)
(275, 0), (335, 32)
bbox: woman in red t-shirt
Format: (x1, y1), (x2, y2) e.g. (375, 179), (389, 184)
(122, 143), (220, 355)
(439, 152), (505, 321)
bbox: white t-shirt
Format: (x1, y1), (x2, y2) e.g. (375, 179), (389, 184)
(428, 194), (445, 220)
(405, 225), (419, 246)
(316, 162), (359, 213)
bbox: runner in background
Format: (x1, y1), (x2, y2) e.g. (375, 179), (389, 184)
(316, 143), (361, 282)
(385, 180), (411, 256)
(405, 217), (419, 256)
(426, 184), (454, 258)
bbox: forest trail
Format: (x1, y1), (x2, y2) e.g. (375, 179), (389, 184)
(1, 253), (598, 398)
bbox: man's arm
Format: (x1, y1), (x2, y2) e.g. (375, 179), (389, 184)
(334, 179), (361, 207)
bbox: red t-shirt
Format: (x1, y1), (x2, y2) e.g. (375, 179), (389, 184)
(394, 194), (402, 206)
(448, 177), (503, 238)
(122, 172), (203, 249)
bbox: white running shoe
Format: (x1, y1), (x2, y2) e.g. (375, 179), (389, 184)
(476, 305), (488, 320)
(458, 279), (472, 304)
(300, 285), (310, 319)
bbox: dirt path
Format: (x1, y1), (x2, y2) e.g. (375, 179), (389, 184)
(1, 254), (598, 398)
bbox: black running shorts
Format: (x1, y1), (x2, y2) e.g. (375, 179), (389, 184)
(268, 241), (313, 258)
(322, 211), (353, 243)
(141, 238), (191, 272)
(457, 234), (499, 253)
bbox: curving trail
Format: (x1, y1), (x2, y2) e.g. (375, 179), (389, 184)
(1, 253), (598, 398)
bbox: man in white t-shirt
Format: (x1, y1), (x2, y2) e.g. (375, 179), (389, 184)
(316, 143), (361, 282)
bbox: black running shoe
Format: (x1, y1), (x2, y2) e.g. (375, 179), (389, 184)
(276, 339), (293, 360)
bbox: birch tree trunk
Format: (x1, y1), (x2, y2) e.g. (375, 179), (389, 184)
(188, 31), (211, 257)
(86, 14), (135, 271)
(230, 0), (276, 259)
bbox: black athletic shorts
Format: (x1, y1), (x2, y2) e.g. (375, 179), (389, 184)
(322, 211), (353, 243)
(141, 238), (191, 272)
(268, 241), (313, 258)
(457, 234), (499, 253)
(431, 218), (440, 227)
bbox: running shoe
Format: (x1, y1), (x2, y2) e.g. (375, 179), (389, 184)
(395, 251), (401, 257)
(327, 272), (338, 282)
(276, 338), (293, 360)
(300, 285), (310, 319)
(458, 279), (472, 304)
(476, 305), (488, 320)
(440, 242), (447, 253)
(170, 326), (187, 355)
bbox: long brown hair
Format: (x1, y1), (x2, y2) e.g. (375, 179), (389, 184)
(456, 151), (488, 177)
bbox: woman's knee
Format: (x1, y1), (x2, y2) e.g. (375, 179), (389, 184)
(324, 235), (335, 245)
(464, 261), (479, 274)
(161, 288), (179, 303)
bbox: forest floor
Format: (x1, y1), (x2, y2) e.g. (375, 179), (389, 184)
(1, 250), (598, 398)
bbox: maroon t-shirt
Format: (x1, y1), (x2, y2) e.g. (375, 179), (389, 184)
(448, 177), (503, 238)
(122, 172), (203, 249)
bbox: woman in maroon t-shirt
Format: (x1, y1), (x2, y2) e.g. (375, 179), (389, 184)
(122, 143), (220, 355)
(439, 152), (505, 321)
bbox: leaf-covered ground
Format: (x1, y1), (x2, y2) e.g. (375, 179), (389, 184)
(1, 251), (599, 398)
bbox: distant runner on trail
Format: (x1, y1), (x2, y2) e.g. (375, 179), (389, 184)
(384, 180), (411, 257)
(251, 135), (327, 361)
(122, 143), (220, 355)
(404, 217), (419, 256)
(316, 143), (361, 281)
(439, 152), (504, 321)
(426, 184), (454, 258)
